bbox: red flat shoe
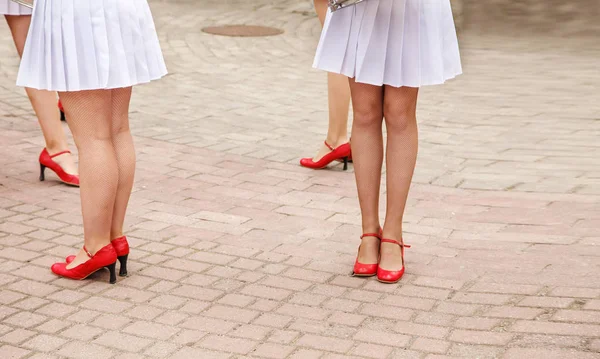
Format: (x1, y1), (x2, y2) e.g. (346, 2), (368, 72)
(300, 141), (352, 171)
(39, 149), (79, 186)
(377, 238), (411, 284)
(66, 236), (129, 277)
(52, 244), (118, 284)
(352, 231), (382, 277)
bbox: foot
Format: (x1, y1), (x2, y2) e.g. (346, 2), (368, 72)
(357, 234), (380, 265)
(66, 248), (92, 269)
(312, 138), (349, 162)
(48, 150), (78, 176)
(378, 240), (406, 271)
(52, 244), (118, 283)
(66, 241), (113, 269)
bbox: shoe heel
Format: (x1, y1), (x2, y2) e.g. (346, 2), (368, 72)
(343, 157), (349, 171)
(118, 254), (128, 277)
(106, 262), (117, 284)
(39, 164), (46, 181)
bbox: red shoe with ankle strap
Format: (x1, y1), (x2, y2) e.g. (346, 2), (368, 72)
(352, 231), (382, 277)
(52, 244), (118, 284)
(66, 236), (129, 277)
(300, 142), (352, 171)
(377, 239), (411, 284)
(39, 149), (79, 186)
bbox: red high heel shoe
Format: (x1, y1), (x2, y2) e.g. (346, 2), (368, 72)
(58, 99), (66, 122)
(39, 149), (79, 186)
(352, 231), (382, 277)
(52, 244), (118, 284)
(377, 239), (411, 284)
(66, 236), (129, 277)
(300, 142), (352, 171)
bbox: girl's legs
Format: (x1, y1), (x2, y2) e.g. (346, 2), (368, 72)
(108, 87), (136, 239)
(59, 90), (118, 267)
(348, 78), (385, 264)
(312, 0), (351, 160)
(379, 86), (419, 271)
(5, 15), (77, 175)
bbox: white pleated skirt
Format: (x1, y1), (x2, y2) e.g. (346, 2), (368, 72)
(16, 0), (167, 92)
(314, 0), (462, 88)
(0, 0), (32, 15)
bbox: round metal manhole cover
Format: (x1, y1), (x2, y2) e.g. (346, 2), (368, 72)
(202, 25), (284, 37)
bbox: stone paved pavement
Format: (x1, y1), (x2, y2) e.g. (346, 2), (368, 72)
(1, 1), (599, 358)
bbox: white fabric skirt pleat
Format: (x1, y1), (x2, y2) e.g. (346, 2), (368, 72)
(314, 0), (462, 88)
(0, 0), (32, 15)
(16, 0), (167, 91)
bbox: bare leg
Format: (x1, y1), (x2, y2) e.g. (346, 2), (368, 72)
(59, 90), (117, 268)
(312, 0), (351, 160)
(5, 15), (77, 175)
(379, 86), (419, 271)
(109, 87), (135, 239)
(348, 78), (384, 264)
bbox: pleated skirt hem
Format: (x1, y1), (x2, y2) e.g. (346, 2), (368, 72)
(0, 0), (32, 15)
(16, 72), (168, 92)
(313, 61), (462, 88)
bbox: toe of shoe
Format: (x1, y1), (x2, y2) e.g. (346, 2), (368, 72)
(377, 269), (404, 282)
(51, 263), (67, 275)
(299, 158), (313, 167)
(354, 263), (378, 275)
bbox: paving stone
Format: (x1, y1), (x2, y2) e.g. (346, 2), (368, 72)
(503, 348), (599, 359)
(55, 341), (115, 359)
(3, 312), (48, 328)
(351, 343), (394, 358)
(297, 334), (354, 353)
(170, 347), (231, 359)
(411, 338), (451, 355)
(0, 329), (37, 345)
(448, 329), (514, 346)
(92, 331), (153, 353)
(60, 324), (104, 341)
(0, 345), (30, 359)
(22, 334), (68, 352)
(122, 320), (180, 340)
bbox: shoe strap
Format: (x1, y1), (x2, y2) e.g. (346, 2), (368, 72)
(83, 246), (93, 258)
(360, 232), (381, 240)
(325, 141), (352, 152)
(381, 238), (411, 248)
(49, 150), (71, 158)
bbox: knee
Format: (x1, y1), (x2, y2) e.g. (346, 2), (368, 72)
(72, 131), (112, 155)
(353, 105), (383, 128)
(384, 103), (416, 133)
(75, 128), (112, 145)
(111, 123), (130, 137)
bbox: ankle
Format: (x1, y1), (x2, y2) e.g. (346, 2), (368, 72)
(382, 228), (403, 241)
(84, 241), (111, 255)
(111, 232), (124, 240)
(45, 144), (70, 156)
(325, 135), (349, 148)
(362, 224), (381, 237)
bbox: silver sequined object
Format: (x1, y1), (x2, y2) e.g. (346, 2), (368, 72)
(328, 0), (366, 12)
(11, 0), (33, 8)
